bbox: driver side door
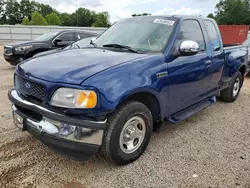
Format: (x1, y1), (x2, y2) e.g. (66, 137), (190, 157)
(53, 32), (75, 48)
(167, 19), (211, 115)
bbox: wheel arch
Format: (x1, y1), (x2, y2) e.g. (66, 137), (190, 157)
(238, 65), (246, 76)
(117, 89), (162, 124)
(238, 65), (246, 86)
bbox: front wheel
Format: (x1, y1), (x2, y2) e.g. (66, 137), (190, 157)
(220, 71), (243, 102)
(101, 101), (153, 165)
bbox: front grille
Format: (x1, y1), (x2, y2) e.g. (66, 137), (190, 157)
(4, 46), (13, 55)
(15, 74), (46, 102)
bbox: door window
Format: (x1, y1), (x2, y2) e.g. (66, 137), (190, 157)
(205, 21), (221, 51)
(176, 20), (206, 51)
(76, 32), (96, 41)
(58, 32), (74, 41)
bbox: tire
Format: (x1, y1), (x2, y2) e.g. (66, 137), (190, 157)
(101, 101), (153, 165)
(220, 71), (243, 102)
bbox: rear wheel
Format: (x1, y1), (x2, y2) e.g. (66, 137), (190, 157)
(220, 71), (243, 102)
(101, 101), (153, 165)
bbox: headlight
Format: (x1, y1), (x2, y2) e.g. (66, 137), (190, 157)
(15, 45), (33, 51)
(51, 88), (97, 108)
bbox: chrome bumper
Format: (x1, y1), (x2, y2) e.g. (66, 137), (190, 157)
(9, 89), (106, 146)
(26, 116), (104, 145)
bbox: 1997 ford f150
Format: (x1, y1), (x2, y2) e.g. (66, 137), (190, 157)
(8, 16), (249, 165)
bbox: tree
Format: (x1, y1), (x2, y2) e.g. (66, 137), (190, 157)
(213, 0), (250, 24)
(73, 8), (95, 26)
(92, 12), (111, 27)
(0, 0), (7, 24)
(5, 0), (22, 25)
(45, 12), (61, 25)
(29, 11), (48, 25)
(207, 13), (215, 19)
(0, 0), (112, 26)
(59, 13), (72, 26)
(19, 0), (36, 21)
(21, 17), (30, 25)
(36, 3), (53, 18)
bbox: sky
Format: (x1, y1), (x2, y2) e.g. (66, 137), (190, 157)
(36, 0), (219, 23)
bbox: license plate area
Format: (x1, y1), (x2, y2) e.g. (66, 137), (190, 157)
(12, 106), (25, 131)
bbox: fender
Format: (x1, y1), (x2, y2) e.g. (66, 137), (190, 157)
(83, 54), (169, 116)
(118, 87), (161, 105)
(24, 43), (51, 58)
(225, 48), (248, 78)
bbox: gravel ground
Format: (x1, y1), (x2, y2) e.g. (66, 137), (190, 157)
(0, 45), (250, 188)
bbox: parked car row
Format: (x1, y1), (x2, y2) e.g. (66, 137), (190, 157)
(5, 15), (250, 165)
(3, 30), (98, 65)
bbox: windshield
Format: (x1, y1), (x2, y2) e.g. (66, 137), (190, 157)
(95, 17), (176, 53)
(35, 32), (58, 41)
(75, 37), (93, 47)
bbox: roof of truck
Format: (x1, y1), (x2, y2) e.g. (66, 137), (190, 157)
(127, 15), (207, 20)
(123, 15), (215, 23)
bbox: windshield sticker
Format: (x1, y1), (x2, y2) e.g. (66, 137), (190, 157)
(153, 19), (175, 26)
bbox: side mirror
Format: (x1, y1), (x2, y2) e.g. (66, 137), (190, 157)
(54, 38), (62, 45)
(179, 40), (199, 56)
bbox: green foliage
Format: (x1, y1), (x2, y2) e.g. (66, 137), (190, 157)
(0, 0), (7, 24)
(73, 8), (93, 26)
(21, 17), (30, 25)
(0, 0), (110, 26)
(5, 0), (21, 25)
(29, 11), (48, 25)
(207, 13), (215, 19)
(59, 13), (72, 26)
(92, 12), (111, 27)
(36, 3), (54, 18)
(208, 0), (250, 25)
(45, 12), (61, 25)
(20, 0), (36, 20)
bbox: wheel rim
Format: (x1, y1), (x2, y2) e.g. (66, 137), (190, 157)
(119, 116), (146, 154)
(233, 78), (240, 97)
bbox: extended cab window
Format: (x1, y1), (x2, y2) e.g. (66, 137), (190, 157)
(58, 32), (74, 41)
(176, 20), (205, 51)
(205, 21), (221, 51)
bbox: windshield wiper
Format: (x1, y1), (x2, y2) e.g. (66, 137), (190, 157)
(102, 44), (140, 54)
(90, 40), (98, 48)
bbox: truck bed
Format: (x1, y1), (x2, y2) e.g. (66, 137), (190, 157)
(220, 44), (248, 90)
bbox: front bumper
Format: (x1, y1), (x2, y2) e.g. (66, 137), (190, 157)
(3, 53), (23, 66)
(8, 89), (107, 161)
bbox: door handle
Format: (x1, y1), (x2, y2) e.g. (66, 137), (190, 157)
(205, 60), (212, 67)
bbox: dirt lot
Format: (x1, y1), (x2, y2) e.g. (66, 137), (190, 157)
(0, 45), (250, 188)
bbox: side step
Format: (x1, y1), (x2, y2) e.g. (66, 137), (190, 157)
(168, 96), (216, 123)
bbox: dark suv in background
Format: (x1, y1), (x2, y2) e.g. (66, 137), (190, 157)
(3, 30), (98, 65)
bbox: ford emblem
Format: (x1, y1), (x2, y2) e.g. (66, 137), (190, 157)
(25, 82), (31, 89)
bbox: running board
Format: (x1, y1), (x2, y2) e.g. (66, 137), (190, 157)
(168, 96), (216, 123)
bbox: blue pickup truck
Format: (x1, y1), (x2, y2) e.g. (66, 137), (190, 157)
(8, 15), (249, 165)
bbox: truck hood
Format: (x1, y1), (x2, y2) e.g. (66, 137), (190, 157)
(17, 48), (147, 85)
